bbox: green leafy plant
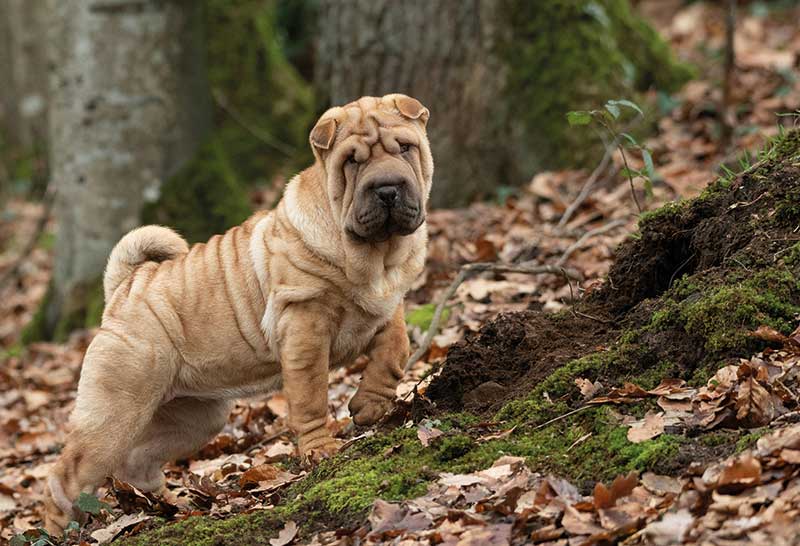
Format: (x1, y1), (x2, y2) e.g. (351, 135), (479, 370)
(10, 521), (80, 546)
(567, 99), (657, 212)
(11, 494), (109, 545)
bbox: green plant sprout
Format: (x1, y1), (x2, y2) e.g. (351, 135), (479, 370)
(10, 493), (109, 545)
(566, 99), (657, 213)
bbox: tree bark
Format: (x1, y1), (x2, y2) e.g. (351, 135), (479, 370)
(0, 0), (50, 150)
(315, 0), (506, 208)
(42, 0), (210, 339)
(314, 0), (692, 208)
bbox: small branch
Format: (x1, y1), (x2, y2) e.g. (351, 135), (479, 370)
(619, 145), (643, 214)
(404, 262), (583, 372)
(527, 405), (591, 431)
(212, 89), (295, 157)
(0, 184), (55, 292)
(558, 142), (617, 229)
(555, 219), (627, 268)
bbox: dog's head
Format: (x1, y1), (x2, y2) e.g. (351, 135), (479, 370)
(309, 94), (433, 244)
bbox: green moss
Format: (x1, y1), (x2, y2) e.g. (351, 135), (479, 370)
(735, 430), (767, 453)
(119, 510), (284, 546)
(142, 137), (253, 243)
(638, 199), (689, 228)
(22, 279), (104, 344)
(124, 404), (686, 544)
(784, 243), (800, 267)
(499, 0), (692, 171)
(406, 304), (450, 331)
(20, 285), (52, 345)
(659, 268), (800, 355)
(435, 434), (475, 462)
(143, 0), (316, 243)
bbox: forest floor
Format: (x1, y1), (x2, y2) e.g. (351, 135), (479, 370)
(2, 2), (800, 545)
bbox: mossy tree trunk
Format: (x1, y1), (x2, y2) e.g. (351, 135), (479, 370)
(38, 0), (211, 340)
(315, 0), (691, 207)
(0, 0), (49, 151)
(315, 0), (506, 208)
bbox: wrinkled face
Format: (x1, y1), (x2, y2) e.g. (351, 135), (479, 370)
(310, 94), (434, 244)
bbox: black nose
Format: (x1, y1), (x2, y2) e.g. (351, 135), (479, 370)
(374, 184), (400, 206)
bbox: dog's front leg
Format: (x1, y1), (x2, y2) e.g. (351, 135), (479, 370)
(277, 303), (340, 458)
(349, 304), (408, 425)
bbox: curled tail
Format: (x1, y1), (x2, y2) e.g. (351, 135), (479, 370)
(103, 225), (189, 302)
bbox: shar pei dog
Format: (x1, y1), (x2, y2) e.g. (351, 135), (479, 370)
(44, 94), (433, 532)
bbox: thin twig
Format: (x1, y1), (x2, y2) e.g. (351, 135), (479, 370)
(619, 145), (643, 213)
(245, 428), (290, 455)
(527, 405), (591, 431)
(558, 141), (617, 229)
(0, 184), (55, 292)
(404, 262), (583, 372)
(555, 219), (628, 268)
(212, 89), (295, 156)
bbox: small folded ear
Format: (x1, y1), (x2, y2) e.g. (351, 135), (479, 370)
(310, 118), (337, 151)
(395, 95), (430, 126)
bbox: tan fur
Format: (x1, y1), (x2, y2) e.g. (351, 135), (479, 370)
(43, 94), (433, 533)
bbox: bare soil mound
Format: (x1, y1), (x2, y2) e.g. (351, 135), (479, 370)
(425, 131), (800, 418)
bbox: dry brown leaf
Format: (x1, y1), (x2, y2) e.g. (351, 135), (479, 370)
(239, 464), (295, 488)
(716, 455), (762, 490)
(643, 509), (694, 546)
(627, 412), (666, 443)
(90, 513), (152, 545)
(575, 377), (603, 399)
(641, 473), (682, 496)
(417, 422), (444, 447)
(269, 520), (298, 546)
(736, 376), (780, 426)
(267, 393), (289, 419)
(593, 482), (613, 510)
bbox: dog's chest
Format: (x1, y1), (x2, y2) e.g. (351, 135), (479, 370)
(330, 300), (394, 367)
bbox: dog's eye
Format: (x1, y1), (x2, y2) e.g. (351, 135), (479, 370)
(399, 143), (412, 154)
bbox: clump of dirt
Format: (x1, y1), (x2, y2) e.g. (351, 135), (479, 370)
(424, 312), (612, 414)
(424, 130), (800, 417)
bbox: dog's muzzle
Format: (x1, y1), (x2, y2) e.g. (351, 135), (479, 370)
(347, 177), (424, 243)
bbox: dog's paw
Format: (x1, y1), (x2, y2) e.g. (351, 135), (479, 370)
(42, 481), (81, 536)
(349, 392), (395, 426)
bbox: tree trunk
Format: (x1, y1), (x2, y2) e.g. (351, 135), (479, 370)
(40, 0), (210, 340)
(0, 0), (50, 150)
(315, 0), (505, 208)
(314, 0), (692, 208)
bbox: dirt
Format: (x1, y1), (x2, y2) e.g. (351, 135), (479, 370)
(424, 134), (800, 419)
(424, 312), (613, 415)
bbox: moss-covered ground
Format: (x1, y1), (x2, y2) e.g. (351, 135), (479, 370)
(116, 131), (800, 544)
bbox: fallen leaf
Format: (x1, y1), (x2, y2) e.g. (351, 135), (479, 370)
(641, 473), (682, 496)
(643, 509), (694, 546)
(417, 421), (444, 447)
(627, 412), (665, 443)
(575, 377), (603, 399)
(716, 455), (762, 491)
(269, 520), (298, 546)
(267, 393), (289, 419)
(90, 513), (151, 545)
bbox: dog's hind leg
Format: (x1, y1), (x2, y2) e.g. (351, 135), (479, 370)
(116, 397), (233, 492)
(42, 336), (172, 534)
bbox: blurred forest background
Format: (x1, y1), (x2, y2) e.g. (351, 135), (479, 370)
(3, 1), (800, 543)
(0, 0), (701, 340)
